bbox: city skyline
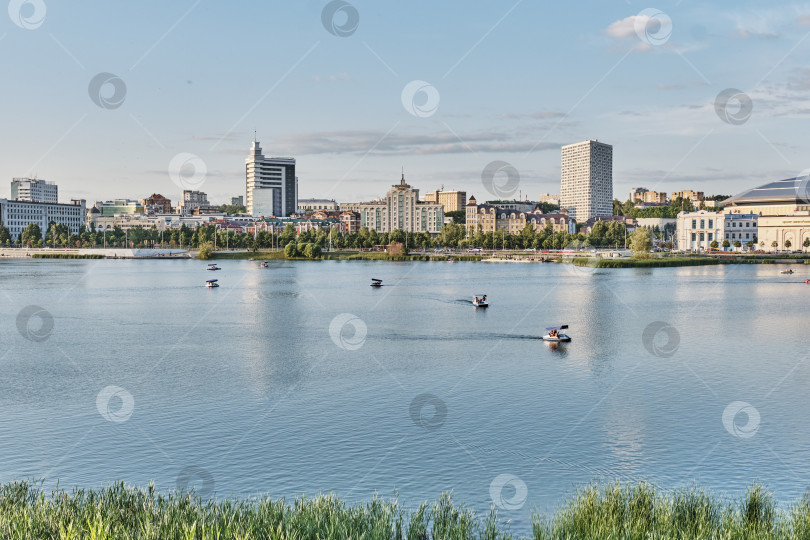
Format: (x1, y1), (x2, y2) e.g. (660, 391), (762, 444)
(2, 1), (810, 205)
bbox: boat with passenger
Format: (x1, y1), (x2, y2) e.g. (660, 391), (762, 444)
(371, 278), (383, 287)
(473, 295), (488, 307)
(205, 279), (219, 288)
(781, 268), (794, 274)
(542, 325), (571, 342)
(207, 264), (221, 271)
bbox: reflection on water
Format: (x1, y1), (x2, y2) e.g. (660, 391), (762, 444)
(0, 259), (808, 535)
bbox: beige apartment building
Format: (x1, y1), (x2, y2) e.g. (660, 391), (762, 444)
(672, 190), (704, 202)
(423, 189), (466, 212)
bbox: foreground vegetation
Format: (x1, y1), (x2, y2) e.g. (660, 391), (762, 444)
(571, 256), (721, 268)
(4, 481), (810, 539)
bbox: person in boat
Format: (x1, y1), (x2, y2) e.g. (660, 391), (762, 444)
(550, 329), (557, 337)
(482, 295), (487, 302)
(474, 297), (479, 303)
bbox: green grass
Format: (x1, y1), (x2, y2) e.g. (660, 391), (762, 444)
(209, 251), (286, 260)
(4, 481), (810, 539)
(31, 253), (104, 259)
(571, 256), (720, 268)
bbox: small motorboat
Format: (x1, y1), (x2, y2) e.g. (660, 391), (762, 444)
(542, 324), (571, 342)
(207, 264), (221, 271)
(472, 295), (488, 307)
(370, 278), (383, 287)
(260, 262), (268, 268)
(781, 268), (794, 274)
(205, 279), (219, 288)
(448, 258), (455, 263)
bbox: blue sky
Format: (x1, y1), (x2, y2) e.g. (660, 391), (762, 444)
(1, 0), (809, 205)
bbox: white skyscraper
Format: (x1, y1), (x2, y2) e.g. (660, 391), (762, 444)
(246, 141), (297, 217)
(560, 139), (613, 222)
(11, 178), (58, 203)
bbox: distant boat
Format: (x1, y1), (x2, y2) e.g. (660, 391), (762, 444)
(781, 268), (794, 274)
(448, 258), (455, 263)
(260, 262), (268, 268)
(206, 279), (219, 288)
(371, 278), (383, 287)
(473, 295), (488, 307)
(207, 264), (221, 271)
(542, 324), (571, 342)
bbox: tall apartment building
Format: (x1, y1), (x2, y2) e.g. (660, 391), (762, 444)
(0, 199), (85, 240)
(423, 189), (467, 212)
(11, 178), (58, 203)
(246, 141), (297, 217)
(560, 139), (613, 222)
(341, 174), (444, 234)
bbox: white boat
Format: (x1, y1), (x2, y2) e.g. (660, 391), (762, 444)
(781, 268), (794, 274)
(542, 324), (571, 342)
(260, 262), (268, 268)
(205, 279), (219, 288)
(473, 295), (488, 307)
(207, 264), (221, 271)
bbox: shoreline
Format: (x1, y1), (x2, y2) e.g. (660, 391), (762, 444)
(0, 480), (801, 539)
(2, 247), (809, 267)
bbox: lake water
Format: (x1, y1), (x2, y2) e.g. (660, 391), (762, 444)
(1, 258), (808, 534)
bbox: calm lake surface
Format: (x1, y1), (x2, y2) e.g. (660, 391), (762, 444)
(1, 258), (808, 534)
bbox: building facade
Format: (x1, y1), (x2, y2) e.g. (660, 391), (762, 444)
(423, 189), (467, 212)
(297, 198), (338, 212)
(538, 193), (560, 206)
(0, 199), (85, 240)
(672, 190), (705, 202)
(560, 139), (613, 222)
(94, 199), (144, 216)
(466, 196), (576, 235)
(722, 213), (758, 248)
(630, 188), (667, 204)
(676, 210), (723, 251)
(230, 196), (244, 207)
(246, 141), (297, 217)
(140, 193), (173, 214)
(177, 190), (216, 215)
(484, 199), (537, 213)
(341, 175), (444, 234)
(11, 178), (58, 203)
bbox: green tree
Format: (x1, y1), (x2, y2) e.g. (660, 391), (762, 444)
(629, 228), (653, 257)
(303, 243), (322, 259)
(0, 221), (11, 246)
(771, 241), (778, 250)
(21, 223), (42, 247)
(722, 240), (730, 249)
(785, 239), (792, 250)
(445, 210), (466, 224)
(710, 240), (719, 249)
(284, 241), (299, 258)
(804, 238), (810, 252)
(733, 240), (742, 249)
(197, 241), (215, 260)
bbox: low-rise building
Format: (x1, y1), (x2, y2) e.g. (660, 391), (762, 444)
(177, 190), (217, 215)
(672, 190), (705, 203)
(465, 196), (575, 235)
(676, 210), (722, 251)
(630, 188), (667, 204)
(0, 198), (85, 240)
(297, 198), (338, 212)
(538, 193), (560, 206)
(94, 199), (144, 216)
(484, 199), (537, 213)
(230, 196), (244, 206)
(140, 193), (173, 215)
(722, 212), (758, 248)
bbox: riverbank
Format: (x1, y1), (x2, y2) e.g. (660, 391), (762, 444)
(1, 481), (804, 539)
(571, 256), (721, 268)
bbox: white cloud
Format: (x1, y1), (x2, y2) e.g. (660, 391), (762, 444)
(604, 15), (641, 40)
